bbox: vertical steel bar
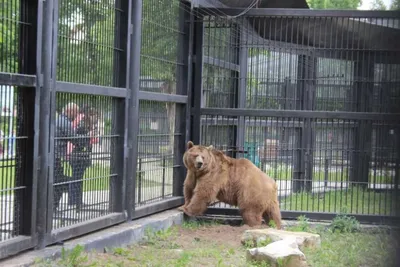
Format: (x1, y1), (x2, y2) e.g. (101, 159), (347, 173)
(236, 25), (247, 157)
(46, 0), (60, 234)
(15, 0), (39, 241)
(162, 156), (166, 198)
(125, 0), (142, 219)
(109, 0), (129, 214)
(173, 0), (191, 197)
(190, 13), (204, 145)
(36, 0), (54, 249)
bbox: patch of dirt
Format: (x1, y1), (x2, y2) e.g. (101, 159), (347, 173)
(37, 223), (271, 267)
(173, 224), (267, 248)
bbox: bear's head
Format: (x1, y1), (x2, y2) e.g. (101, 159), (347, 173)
(183, 141), (214, 171)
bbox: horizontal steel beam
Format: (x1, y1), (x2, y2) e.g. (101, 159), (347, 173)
(198, 108), (400, 121)
(47, 213), (126, 245)
(195, 7), (400, 19)
(138, 91), (188, 104)
(55, 81), (128, 98)
(0, 236), (34, 260)
(203, 56), (240, 72)
(132, 197), (184, 220)
(0, 72), (36, 87)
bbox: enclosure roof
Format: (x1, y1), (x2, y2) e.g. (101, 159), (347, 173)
(193, 0), (309, 9)
(194, 0), (400, 63)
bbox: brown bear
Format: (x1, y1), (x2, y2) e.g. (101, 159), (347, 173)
(178, 141), (282, 229)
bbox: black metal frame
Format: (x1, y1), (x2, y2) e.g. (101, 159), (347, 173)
(190, 6), (400, 224)
(1, 1), (399, 261)
(0, 0), (40, 258)
(0, 0), (189, 260)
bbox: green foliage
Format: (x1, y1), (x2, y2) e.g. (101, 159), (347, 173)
(141, 0), (179, 82)
(112, 247), (130, 257)
(256, 237), (273, 247)
(141, 226), (180, 249)
(306, 0), (362, 9)
(181, 219), (220, 229)
(267, 220), (277, 228)
(371, 0), (388, 10)
(0, 0), (19, 72)
(391, 0), (400, 10)
(34, 245), (94, 267)
(371, 0), (400, 10)
(285, 215), (312, 232)
(329, 213), (361, 233)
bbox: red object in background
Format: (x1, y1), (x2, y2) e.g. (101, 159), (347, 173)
(328, 132), (333, 142)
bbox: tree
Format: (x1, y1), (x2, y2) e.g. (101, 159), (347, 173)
(371, 0), (387, 9)
(390, 0), (400, 9)
(306, 0), (362, 9)
(371, 0), (400, 10)
(0, 0), (19, 72)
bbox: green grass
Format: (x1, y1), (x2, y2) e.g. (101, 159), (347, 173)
(33, 217), (398, 267)
(280, 186), (399, 215)
(265, 165), (394, 184)
(0, 160), (165, 195)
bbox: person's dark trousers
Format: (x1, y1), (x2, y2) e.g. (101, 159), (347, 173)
(53, 157), (69, 212)
(68, 158), (90, 211)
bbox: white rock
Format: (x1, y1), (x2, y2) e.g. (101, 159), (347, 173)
(246, 238), (308, 267)
(242, 228), (321, 250)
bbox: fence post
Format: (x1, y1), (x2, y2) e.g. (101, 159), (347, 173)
(173, 0), (192, 197)
(190, 11), (204, 146)
(125, 0), (143, 220)
(108, 0), (130, 215)
(35, 0), (55, 249)
(236, 24), (247, 159)
(16, 0), (39, 243)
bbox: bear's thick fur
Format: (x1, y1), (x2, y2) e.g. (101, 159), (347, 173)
(178, 141), (282, 229)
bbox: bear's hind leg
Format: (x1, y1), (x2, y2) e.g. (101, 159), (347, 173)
(241, 210), (263, 227)
(268, 202), (282, 229)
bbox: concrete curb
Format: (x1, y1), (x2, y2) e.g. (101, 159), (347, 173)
(0, 210), (184, 267)
(193, 215), (399, 233)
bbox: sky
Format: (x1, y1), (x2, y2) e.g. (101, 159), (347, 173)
(358, 0), (394, 9)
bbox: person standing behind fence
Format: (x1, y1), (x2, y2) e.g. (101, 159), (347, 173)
(67, 105), (98, 212)
(54, 102), (80, 213)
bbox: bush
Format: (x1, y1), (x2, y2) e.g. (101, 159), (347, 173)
(329, 214), (360, 233)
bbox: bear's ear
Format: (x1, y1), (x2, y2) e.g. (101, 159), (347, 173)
(207, 145), (214, 150)
(187, 141), (194, 149)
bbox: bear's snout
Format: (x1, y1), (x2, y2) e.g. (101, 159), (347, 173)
(196, 162), (203, 169)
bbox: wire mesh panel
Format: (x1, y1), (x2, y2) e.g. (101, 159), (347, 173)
(195, 8), (400, 221)
(57, 0), (121, 86)
(0, 87), (23, 241)
(135, 0), (188, 211)
(0, 0), (37, 250)
(52, 93), (121, 230)
(202, 15), (239, 108)
(136, 100), (177, 206)
(140, 0), (181, 95)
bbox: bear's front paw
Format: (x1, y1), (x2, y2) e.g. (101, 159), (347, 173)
(182, 207), (193, 217)
(184, 205), (205, 217)
(177, 205), (186, 211)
